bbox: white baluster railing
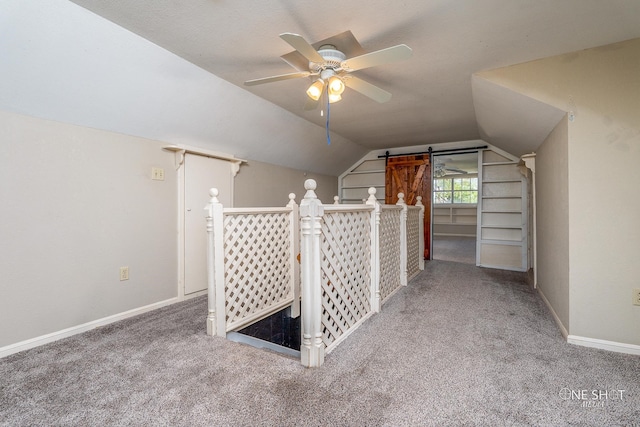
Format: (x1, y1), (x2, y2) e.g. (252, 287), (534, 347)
(318, 183), (375, 355)
(205, 189), (299, 337)
(205, 188), (225, 337)
(299, 179), (325, 367)
(365, 188), (381, 313)
(379, 203), (403, 304)
(205, 180), (424, 368)
(406, 196), (425, 280)
(396, 193), (408, 287)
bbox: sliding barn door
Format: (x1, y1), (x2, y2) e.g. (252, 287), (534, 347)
(385, 155), (431, 259)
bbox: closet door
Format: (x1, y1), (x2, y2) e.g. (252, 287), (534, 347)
(184, 154), (232, 295)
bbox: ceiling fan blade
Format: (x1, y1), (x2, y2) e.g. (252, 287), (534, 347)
(344, 76), (392, 103)
(244, 71), (310, 86)
(280, 33), (325, 63)
(445, 167), (468, 174)
(342, 44), (412, 72)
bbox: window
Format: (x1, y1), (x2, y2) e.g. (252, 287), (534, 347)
(434, 177), (478, 204)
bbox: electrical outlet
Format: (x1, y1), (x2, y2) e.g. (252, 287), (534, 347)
(151, 167), (165, 181)
(633, 289), (640, 306)
(120, 266), (129, 281)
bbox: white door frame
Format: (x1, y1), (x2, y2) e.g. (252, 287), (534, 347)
(165, 145), (244, 300)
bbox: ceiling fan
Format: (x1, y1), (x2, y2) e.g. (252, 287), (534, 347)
(244, 31), (412, 109)
(434, 159), (468, 177)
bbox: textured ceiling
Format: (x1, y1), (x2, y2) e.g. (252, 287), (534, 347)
(69, 0), (640, 155)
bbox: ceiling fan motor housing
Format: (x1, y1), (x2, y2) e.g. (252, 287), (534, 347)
(310, 45), (346, 73)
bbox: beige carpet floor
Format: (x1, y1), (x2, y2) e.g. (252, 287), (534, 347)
(1, 261), (638, 426)
(433, 235), (476, 264)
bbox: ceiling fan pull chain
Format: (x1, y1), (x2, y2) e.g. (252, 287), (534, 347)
(326, 85), (331, 145)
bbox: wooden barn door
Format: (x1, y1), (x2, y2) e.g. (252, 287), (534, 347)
(385, 155), (431, 259)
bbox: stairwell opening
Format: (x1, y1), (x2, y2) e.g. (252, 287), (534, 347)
(227, 307), (301, 358)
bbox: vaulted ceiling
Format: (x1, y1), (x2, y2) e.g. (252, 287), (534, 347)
(70, 0), (640, 158)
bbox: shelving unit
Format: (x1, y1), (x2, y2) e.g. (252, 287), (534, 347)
(477, 150), (527, 271)
(433, 205), (477, 237)
(339, 158), (386, 203)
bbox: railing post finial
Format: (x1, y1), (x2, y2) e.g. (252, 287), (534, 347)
(209, 187), (219, 202)
(366, 187), (377, 203)
(304, 179), (317, 199)
(287, 193), (297, 207)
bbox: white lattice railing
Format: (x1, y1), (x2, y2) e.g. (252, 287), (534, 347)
(205, 180), (424, 368)
(320, 205), (373, 353)
(379, 205), (403, 304)
(299, 182), (378, 366)
(406, 202), (424, 280)
(205, 190), (299, 337)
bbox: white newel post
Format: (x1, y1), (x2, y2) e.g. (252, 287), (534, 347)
(416, 195), (425, 270)
(288, 193), (301, 318)
(300, 179), (325, 367)
(333, 196), (340, 205)
(397, 193), (408, 287)
(366, 187), (381, 313)
(205, 188), (226, 337)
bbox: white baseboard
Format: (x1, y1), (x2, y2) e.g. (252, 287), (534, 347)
(537, 289), (640, 356)
(537, 287), (569, 339)
(0, 297), (179, 359)
(183, 289), (208, 300)
(567, 335), (640, 356)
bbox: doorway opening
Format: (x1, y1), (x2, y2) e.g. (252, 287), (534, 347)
(432, 152), (478, 265)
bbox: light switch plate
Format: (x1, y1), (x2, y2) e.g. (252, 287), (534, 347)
(120, 266), (129, 281)
(152, 167), (165, 181)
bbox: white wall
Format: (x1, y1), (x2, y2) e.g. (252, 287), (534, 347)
(478, 38), (640, 348)
(234, 161), (338, 207)
(0, 0), (360, 353)
(535, 116), (570, 331)
(0, 0), (367, 177)
(0, 111), (177, 348)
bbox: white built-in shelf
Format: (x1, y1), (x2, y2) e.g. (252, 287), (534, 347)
(480, 239), (523, 246)
(163, 144), (246, 163)
(482, 179), (522, 183)
(482, 196), (522, 199)
(432, 206), (477, 234)
(482, 161), (518, 166)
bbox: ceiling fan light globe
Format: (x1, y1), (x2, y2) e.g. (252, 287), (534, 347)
(306, 80), (324, 101)
(328, 76), (345, 96)
(328, 93), (342, 103)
